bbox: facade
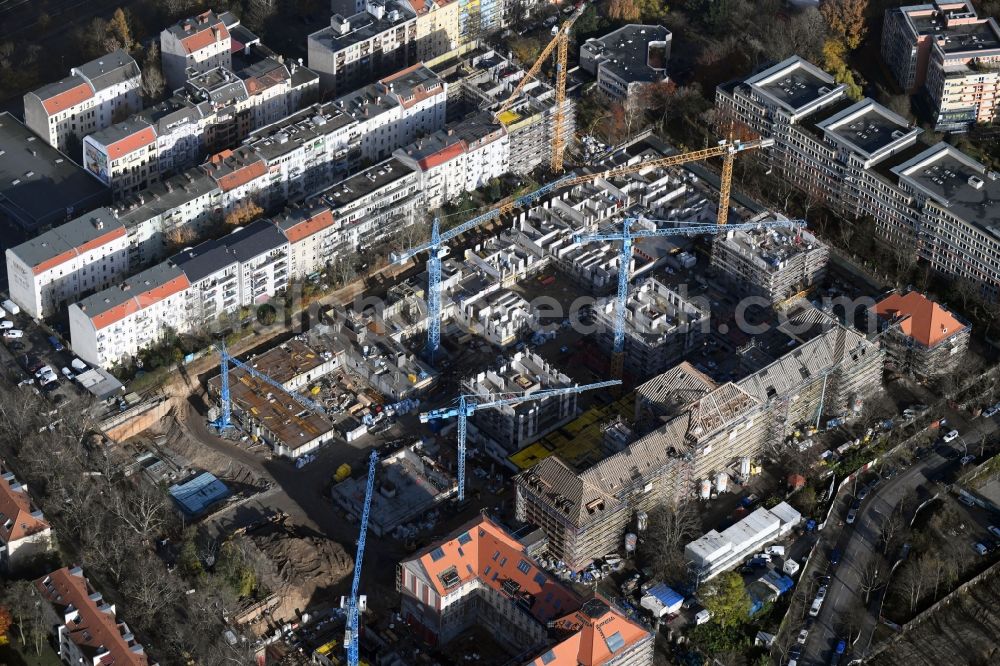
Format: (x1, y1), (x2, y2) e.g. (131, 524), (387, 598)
(36, 566), (155, 666)
(23, 49), (142, 153)
(398, 515), (653, 665)
(464, 351), (580, 461)
(714, 56), (1000, 298)
(409, 0), (462, 62)
(685, 502), (801, 583)
(307, 0), (418, 95)
(592, 277), (708, 381)
(0, 467), (53, 573)
(83, 120), (159, 200)
(0, 113), (110, 237)
(580, 24), (671, 100)
(710, 217), (829, 304)
(6, 208), (128, 319)
(882, 1), (1000, 131)
(160, 10), (234, 90)
(872, 290), (970, 379)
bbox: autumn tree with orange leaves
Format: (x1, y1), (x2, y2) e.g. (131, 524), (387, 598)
(820, 0), (869, 49)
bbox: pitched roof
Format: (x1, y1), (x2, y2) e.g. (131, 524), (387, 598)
(417, 139), (466, 170)
(38, 79), (94, 115)
(6, 207), (126, 275)
(170, 11), (230, 53)
(407, 515), (580, 621)
(36, 567), (152, 666)
(534, 598), (651, 666)
(104, 124), (157, 160)
(205, 149), (267, 191)
(0, 469), (50, 544)
(78, 264), (190, 330)
(277, 206), (335, 244)
(873, 291), (966, 348)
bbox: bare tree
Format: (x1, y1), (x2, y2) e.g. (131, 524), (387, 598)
(641, 501), (701, 583)
(108, 482), (168, 544)
(858, 558), (881, 604)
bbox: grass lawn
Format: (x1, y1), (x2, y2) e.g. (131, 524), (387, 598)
(0, 638), (61, 666)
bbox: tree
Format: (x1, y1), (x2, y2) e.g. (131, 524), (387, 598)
(0, 605), (12, 643)
(142, 43), (166, 102)
(642, 501), (701, 583)
(820, 0), (869, 50)
(822, 39), (863, 100)
(790, 486), (818, 515)
(701, 571), (751, 627)
(224, 200), (264, 227)
(609, 0), (642, 22)
(1, 580), (48, 655)
(256, 303), (277, 326)
(108, 8), (134, 52)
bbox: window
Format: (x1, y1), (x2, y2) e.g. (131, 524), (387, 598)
(534, 572), (547, 587)
(483, 565), (491, 576)
(540, 650), (556, 665)
(492, 550), (500, 561)
(430, 547), (445, 562)
(605, 631), (626, 653)
(456, 530), (471, 545)
(516, 559), (531, 575)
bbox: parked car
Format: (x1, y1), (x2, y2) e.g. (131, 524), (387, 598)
(766, 545), (785, 557)
(34, 366), (54, 379)
(974, 542), (988, 556)
(959, 494), (976, 508)
(61, 367), (74, 378)
(829, 549), (842, 565)
(961, 455), (975, 465)
(47, 335), (64, 352)
(984, 405), (1000, 418)
(847, 506), (859, 524)
(988, 525), (1000, 539)
(943, 429), (960, 443)
(3, 329), (23, 338)
(797, 629), (809, 644)
(0, 320), (13, 329)
(694, 609), (711, 625)
(856, 485), (870, 500)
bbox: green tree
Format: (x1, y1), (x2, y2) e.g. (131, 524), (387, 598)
(256, 304), (277, 326)
(179, 531), (205, 579)
(701, 571), (751, 627)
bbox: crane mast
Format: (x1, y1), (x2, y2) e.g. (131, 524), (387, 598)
(345, 450), (378, 666)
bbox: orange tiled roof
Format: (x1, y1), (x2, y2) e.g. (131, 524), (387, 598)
(282, 209), (335, 244)
(0, 469), (50, 544)
(412, 515), (580, 623)
(873, 291), (966, 348)
(89, 273), (190, 330)
(179, 13), (229, 53)
(417, 140), (466, 170)
(215, 158), (267, 192)
(40, 81), (93, 115)
(36, 567), (151, 666)
(31, 226), (127, 275)
(106, 126), (157, 160)
(532, 598), (650, 666)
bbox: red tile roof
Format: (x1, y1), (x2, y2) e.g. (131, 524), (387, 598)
(179, 13), (229, 53)
(106, 126), (157, 160)
(282, 208), (335, 244)
(32, 226), (127, 275)
(530, 598), (650, 666)
(417, 140), (466, 170)
(89, 273), (190, 330)
(0, 469), (50, 544)
(212, 156), (267, 192)
(873, 291), (966, 348)
(40, 81), (94, 115)
(36, 567), (152, 666)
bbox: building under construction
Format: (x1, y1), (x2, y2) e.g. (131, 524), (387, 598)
(514, 307), (884, 571)
(710, 216), (829, 304)
(207, 340), (339, 457)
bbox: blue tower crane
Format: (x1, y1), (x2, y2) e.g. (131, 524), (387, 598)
(573, 217), (807, 379)
(390, 176), (573, 363)
(345, 450), (378, 666)
(419, 379), (620, 501)
(210, 342), (325, 432)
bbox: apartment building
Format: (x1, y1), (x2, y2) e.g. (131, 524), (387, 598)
(410, 0), (462, 62)
(685, 502), (801, 583)
(398, 515), (653, 665)
(873, 290), (970, 379)
(160, 10), (234, 89)
(68, 262), (191, 368)
(337, 63), (448, 166)
(715, 56), (1000, 296)
(23, 49), (142, 153)
(273, 204), (338, 281)
(36, 566), (155, 666)
(308, 0), (418, 94)
(710, 218), (829, 304)
(83, 120), (159, 200)
(393, 113), (508, 208)
(0, 467), (53, 573)
(580, 24), (671, 100)
(882, 1), (1000, 131)
(464, 351), (579, 461)
(592, 277), (708, 381)
(201, 147), (270, 214)
(6, 208), (128, 319)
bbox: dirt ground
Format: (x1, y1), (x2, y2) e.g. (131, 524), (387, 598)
(246, 521), (354, 624)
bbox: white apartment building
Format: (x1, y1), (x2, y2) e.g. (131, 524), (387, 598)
(308, 0), (418, 95)
(201, 146), (270, 214)
(160, 10), (234, 90)
(273, 204), (339, 280)
(69, 262), (192, 368)
(410, 0), (462, 62)
(36, 566), (155, 666)
(6, 208), (128, 319)
(337, 63), (448, 166)
(23, 49), (142, 153)
(83, 120), (159, 200)
(685, 502), (800, 584)
(1, 468), (53, 573)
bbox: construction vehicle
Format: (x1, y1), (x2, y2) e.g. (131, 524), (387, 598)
(573, 216), (806, 379)
(419, 380), (619, 501)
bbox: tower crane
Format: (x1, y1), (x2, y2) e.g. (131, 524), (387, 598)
(210, 341), (325, 432)
(494, 4), (586, 172)
(573, 216), (807, 380)
(391, 138), (771, 364)
(344, 450), (378, 666)
(420, 379), (620, 501)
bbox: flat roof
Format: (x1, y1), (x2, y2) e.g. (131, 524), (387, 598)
(0, 113), (109, 235)
(231, 339), (329, 384)
(319, 157), (416, 208)
(817, 99), (920, 158)
(308, 1), (416, 52)
(747, 56), (843, 114)
(581, 24), (671, 84)
(893, 142), (1000, 235)
(937, 17), (1000, 53)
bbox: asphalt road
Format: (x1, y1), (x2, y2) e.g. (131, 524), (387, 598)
(799, 420), (997, 666)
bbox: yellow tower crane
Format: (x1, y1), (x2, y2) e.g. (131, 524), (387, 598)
(494, 5), (587, 173)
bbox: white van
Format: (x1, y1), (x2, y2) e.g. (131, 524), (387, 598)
(766, 545), (785, 557)
(694, 609), (711, 625)
(2, 299), (19, 316)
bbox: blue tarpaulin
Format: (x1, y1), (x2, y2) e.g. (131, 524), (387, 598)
(642, 583), (684, 615)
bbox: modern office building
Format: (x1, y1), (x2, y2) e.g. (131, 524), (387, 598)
(580, 24), (671, 100)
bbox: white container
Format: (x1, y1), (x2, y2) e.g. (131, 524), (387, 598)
(715, 472), (728, 494)
(700, 479), (712, 500)
(2, 300), (19, 315)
